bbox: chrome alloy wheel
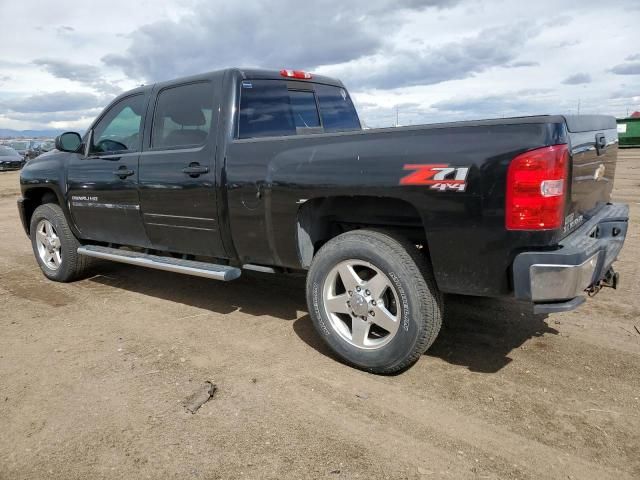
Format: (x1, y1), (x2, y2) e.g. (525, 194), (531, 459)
(35, 219), (62, 270)
(322, 260), (401, 350)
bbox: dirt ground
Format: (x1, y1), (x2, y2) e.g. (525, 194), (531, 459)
(0, 150), (639, 480)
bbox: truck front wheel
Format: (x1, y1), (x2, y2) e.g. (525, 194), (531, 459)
(30, 203), (92, 282)
(306, 229), (443, 374)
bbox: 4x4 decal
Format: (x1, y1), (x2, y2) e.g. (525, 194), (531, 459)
(400, 164), (469, 192)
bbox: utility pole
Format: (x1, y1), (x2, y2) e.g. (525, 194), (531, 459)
(395, 105), (399, 127)
(577, 99), (581, 115)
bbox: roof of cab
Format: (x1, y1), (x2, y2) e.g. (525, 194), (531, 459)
(233, 68), (345, 87)
(107, 67), (346, 107)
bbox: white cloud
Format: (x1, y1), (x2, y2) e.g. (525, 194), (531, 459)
(0, 0), (639, 131)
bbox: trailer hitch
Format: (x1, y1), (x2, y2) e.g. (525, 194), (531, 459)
(586, 267), (619, 297)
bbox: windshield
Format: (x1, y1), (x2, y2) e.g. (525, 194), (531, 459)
(0, 146), (18, 156)
(10, 141), (29, 150)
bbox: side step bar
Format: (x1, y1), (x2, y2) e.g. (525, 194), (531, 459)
(77, 245), (241, 281)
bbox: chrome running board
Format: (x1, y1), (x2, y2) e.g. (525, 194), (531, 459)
(77, 245), (241, 281)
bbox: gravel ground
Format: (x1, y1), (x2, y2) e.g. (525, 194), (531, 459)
(0, 150), (639, 480)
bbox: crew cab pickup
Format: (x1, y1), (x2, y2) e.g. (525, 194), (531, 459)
(18, 68), (629, 373)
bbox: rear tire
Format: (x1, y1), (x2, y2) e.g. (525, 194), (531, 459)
(30, 203), (92, 282)
(306, 229), (443, 374)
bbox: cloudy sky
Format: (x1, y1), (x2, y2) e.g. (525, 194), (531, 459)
(0, 0), (638, 131)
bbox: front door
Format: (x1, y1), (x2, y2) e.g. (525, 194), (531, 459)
(67, 93), (150, 247)
(137, 79), (226, 258)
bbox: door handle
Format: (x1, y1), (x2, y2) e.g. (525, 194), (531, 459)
(113, 167), (135, 179)
(182, 163), (209, 177)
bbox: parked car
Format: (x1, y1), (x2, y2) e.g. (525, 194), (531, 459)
(17, 68), (629, 373)
(38, 140), (56, 153)
(8, 140), (35, 159)
(0, 145), (26, 171)
(25, 140), (52, 159)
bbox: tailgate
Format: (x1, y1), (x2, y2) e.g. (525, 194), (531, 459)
(563, 115), (618, 235)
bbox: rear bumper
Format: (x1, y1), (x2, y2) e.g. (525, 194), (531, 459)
(513, 202), (629, 313)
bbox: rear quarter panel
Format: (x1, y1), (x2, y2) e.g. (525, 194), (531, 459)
(225, 118), (568, 296)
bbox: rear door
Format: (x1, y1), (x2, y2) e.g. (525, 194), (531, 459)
(67, 92), (150, 246)
(137, 77), (226, 258)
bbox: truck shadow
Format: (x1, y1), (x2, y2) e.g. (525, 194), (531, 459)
(424, 294), (557, 373)
(291, 295), (557, 374)
(88, 264), (557, 374)
(87, 263), (308, 321)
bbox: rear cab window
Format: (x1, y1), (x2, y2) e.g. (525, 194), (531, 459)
(289, 90), (321, 130)
(237, 80), (360, 139)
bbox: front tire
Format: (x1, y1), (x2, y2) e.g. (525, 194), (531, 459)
(306, 229), (443, 374)
(30, 203), (91, 282)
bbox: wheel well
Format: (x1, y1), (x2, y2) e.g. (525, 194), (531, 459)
(296, 196), (428, 267)
(23, 188), (60, 234)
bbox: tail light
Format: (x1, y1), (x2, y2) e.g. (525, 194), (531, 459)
(280, 69), (312, 79)
(505, 144), (569, 230)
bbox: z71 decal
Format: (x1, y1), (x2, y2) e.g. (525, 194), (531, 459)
(400, 164), (470, 192)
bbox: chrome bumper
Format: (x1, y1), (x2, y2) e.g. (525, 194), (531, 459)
(529, 253), (600, 302)
(513, 203), (628, 313)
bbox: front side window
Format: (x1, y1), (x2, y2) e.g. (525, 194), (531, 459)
(91, 94), (145, 154)
(151, 82), (213, 149)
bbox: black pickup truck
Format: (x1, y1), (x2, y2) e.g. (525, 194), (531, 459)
(18, 68), (629, 373)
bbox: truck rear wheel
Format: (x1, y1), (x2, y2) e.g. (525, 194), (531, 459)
(30, 203), (92, 282)
(306, 229), (443, 374)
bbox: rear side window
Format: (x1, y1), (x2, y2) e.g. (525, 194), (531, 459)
(151, 82), (213, 149)
(315, 84), (361, 132)
(238, 80), (296, 139)
(238, 80), (361, 139)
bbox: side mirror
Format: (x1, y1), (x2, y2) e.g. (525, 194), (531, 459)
(55, 132), (82, 153)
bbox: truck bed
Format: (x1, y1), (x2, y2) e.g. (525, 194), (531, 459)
(226, 114), (617, 297)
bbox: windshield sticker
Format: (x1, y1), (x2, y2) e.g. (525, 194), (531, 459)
(242, 81), (253, 89)
(400, 164), (469, 192)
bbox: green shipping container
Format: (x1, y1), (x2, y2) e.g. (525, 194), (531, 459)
(617, 118), (640, 148)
